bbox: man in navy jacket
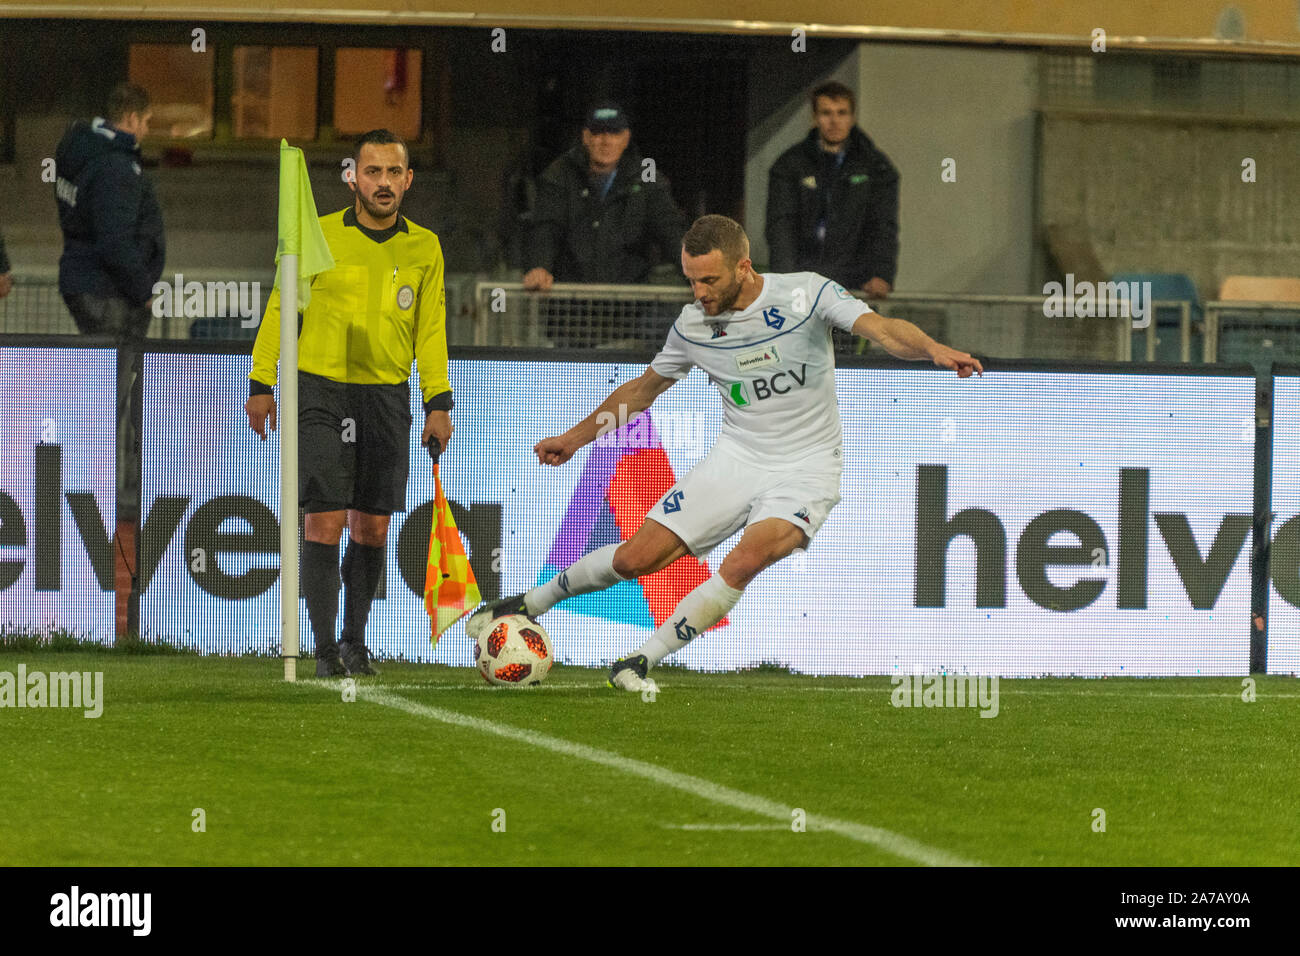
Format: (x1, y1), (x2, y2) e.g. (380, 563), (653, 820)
(54, 83), (163, 611)
(766, 81), (899, 300)
(55, 82), (165, 337)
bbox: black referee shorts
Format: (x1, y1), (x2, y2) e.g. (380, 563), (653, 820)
(298, 371), (412, 515)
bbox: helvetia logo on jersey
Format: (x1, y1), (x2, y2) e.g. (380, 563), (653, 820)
(736, 345), (780, 372)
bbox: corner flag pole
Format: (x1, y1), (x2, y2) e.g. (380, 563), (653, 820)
(280, 251), (299, 682)
(275, 141), (334, 681)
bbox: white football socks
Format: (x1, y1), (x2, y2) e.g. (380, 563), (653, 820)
(639, 574), (744, 668)
(524, 542), (628, 616)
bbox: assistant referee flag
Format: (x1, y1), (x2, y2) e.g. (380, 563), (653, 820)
(425, 449), (481, 643)
(274, 139), (334, 306)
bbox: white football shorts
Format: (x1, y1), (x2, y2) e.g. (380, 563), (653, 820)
(645, 438), (842, 557)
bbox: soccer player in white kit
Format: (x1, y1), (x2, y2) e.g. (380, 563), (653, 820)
(467, 214), (982, 691)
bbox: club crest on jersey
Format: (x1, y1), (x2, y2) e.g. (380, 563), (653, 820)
(763, 307), (787, 330)
(736, 344), (780, 372)
(662, 490), (685, 514)
(707, 321), (727, 339)
(396, 284), (415, 310)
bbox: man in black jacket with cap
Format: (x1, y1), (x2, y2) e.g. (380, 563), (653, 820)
(523, 102), (685, 346)
(766, 81), (899, 300)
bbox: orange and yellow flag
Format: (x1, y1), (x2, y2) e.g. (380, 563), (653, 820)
(425, 462), (481, 644)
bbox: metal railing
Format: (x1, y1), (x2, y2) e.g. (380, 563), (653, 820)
(19, 270), (1296, 367)
(0, 271), (479, 344)
(1204, 301), (1300, 366)
(471, 283), (1196, 361)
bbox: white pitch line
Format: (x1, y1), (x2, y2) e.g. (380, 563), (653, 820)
(328, 684), (978, 867)
(337, 680), (1300, 701)
(663, 823), (790, 832)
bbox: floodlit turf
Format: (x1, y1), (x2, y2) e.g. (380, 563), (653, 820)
(2, 653), (1298, 866)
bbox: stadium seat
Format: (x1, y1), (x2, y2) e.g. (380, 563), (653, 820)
(1219, 275), (1300, 303)
(1112, 272), (1201, 363)
(1215, 275), (1300, 370)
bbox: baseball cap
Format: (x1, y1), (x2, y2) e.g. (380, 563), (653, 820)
(584, 102), (629, 133)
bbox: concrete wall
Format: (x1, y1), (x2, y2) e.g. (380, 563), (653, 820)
(1040, 114), (1300, 297)
(745, 43), (1039, 294)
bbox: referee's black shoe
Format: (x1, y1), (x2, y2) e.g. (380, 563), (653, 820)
(315, 639), (347, 678)
(340, 637), (378, 676)
(465, 593), (532, 642)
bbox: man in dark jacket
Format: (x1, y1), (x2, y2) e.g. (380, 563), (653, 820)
(56, 83), (165, 334)
(525, 103), (685, 289)
(766, 81), (899, 299)
(523, 103), (685, 346)
(54, 82), (164, 629)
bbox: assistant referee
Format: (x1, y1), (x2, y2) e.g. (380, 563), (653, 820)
(245, 129), (453, 677)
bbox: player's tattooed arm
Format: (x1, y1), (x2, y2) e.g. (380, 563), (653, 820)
(851, 312), (983, 377)
(534, 368), (676, 465)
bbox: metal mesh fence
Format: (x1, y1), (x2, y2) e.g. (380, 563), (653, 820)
(1041, 51), (1300, 118)
(1207, 303), (1300, 369)
(0, 273), (480, 344)
(12, 273), (1276, 367)
(473, 285), (1135, 361)
(0, 277), (78, 335)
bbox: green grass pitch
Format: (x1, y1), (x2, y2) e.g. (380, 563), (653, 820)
(2, 653), (1297, 866)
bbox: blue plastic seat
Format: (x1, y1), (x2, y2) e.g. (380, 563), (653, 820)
(1113, 272), (1201, 363)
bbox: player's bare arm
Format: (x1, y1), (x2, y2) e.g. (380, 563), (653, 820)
(852, 312), (983, 378)
(535, 367), (677, 465)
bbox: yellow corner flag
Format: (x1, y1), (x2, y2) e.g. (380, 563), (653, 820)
(425, 462), (481, 643)
(274, 139), (335, 307)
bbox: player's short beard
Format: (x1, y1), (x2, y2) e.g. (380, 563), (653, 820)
(355, 186), (401, 223)
(712, 271), (745, 314)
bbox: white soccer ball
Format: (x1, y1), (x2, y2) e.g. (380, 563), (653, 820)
(474, 614), (553, 687)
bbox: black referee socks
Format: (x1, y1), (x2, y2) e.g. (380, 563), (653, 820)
(302, 540), (341, 655)
(341, 541), (385, 647)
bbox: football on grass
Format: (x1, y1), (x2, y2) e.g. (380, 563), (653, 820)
(475, 614), (553, 686)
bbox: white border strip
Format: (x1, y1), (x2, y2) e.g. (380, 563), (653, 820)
(340, 684), (980, 866)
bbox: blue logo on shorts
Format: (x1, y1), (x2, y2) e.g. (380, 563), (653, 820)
(663, 491), (685, 514)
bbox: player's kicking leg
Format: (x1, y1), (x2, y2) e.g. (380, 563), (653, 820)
(465, 519), (690, 675)
(607, 518), (809, 691)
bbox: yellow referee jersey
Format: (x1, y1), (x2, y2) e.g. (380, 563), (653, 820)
(250, 207), (452, 410)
